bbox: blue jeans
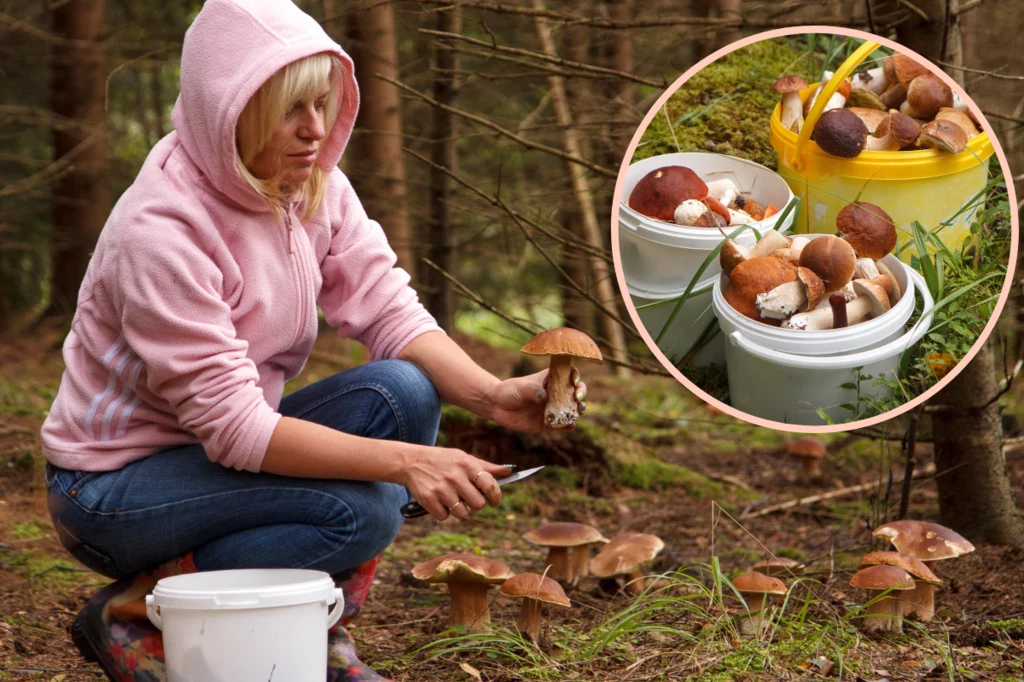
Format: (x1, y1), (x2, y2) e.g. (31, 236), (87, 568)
(46, 360), (440, 580)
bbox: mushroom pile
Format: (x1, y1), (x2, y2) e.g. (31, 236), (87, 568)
(774, 52), (980, 157)
(721, 202), (902, 330)
(627, 166), (779, 228)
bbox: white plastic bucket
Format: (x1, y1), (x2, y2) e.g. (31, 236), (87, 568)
(630, 278), (724, 366)
(711, 238), (935, 425)
(145, 569), (344, 682)
(619, 152), (796, 366)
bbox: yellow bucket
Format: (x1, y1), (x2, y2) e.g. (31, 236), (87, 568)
(769, 40), (994, 261)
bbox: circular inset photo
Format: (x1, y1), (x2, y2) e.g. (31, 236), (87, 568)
(612, 31), (1017, 428)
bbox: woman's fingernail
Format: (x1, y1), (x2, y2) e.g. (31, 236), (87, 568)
(537, 390), (546, 400)
(573, 375), (580, 386)
(580, 401), (587, 412)
(576, 389), (584, 402)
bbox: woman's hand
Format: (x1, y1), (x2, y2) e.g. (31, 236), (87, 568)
(484, 368), (587, 433)
(402, 448), (513, 521)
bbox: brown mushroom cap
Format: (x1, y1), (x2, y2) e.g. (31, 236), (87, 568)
(812, 108), (869, 158)
(904, 74), (953, 120)
(846, 106), (888, 133)
(589, 532), (664, 578)
(521, 328), (603, 361)
(750, 557), (804, 576)
(412, 553), (513, 585)
(891, 53), (930, 87)
(786, 436), (827, 458)
(836, 202), (897, 260)
(522, 522), (608, 548)
(796, 267), (825, 311)
(872, 520), (976, 562)
(732, 571), (788, 596)
(846, 89), (887, 111)
(878, 111), (922, 149)
(628, 166), (709, 222)
(500, 572), (571, 607)
(772, 75), (809, 94)
(918, 119), (968, 155)
(798, 236), (856, 295)
(935, 107), (978, 139)
(724, 257), (798, 323)
(852, 279), (891, 317)
(857, 551), (941, 584)
(849, 564), (915, 591)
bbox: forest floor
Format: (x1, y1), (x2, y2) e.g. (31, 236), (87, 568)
(1, 325), (1023, 681)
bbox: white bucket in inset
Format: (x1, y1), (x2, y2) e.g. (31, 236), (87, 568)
(620, 152), (796, 366)
(711, 237), (934, 425)
(630, 277), (724, 366)
(146, 569), (344, 682)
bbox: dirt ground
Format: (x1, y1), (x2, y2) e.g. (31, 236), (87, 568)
(1, 326), (1023, 681)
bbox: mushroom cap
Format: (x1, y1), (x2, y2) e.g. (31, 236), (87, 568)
(750, 557), (804, 576)
(875, 260), (902, 304)
(412, 553), (514, 585)
(872, 520), (976, 562)
(627, 166), (708, 222)
(796, 267), (825, 311)
(852, 279), (891, 316)
(836, 202), (897, 260)
(798, 235), (856, 295)
(877, 111), (922, 149)
(846, 106), (888, 133)
(906, 74), (953, 120)
(521, 328), (603, 360)
(724, 257), (798, 323)
(589, 532), (664, 578)
(935, 107), (978, 139)
(919, 119), (967, 155)
(732, 571), (788, 596)
(849, 564), (915, 591)
(500, 572), (571, 607)
(846, 89), (887, 111)
(812, 108), (869, 158)
(891, 53), (930, 87)
(522, 522), (608, 548)
(772, 75), (809, 94)
(786, 436), (827, 458)
(858, 551), (941, 584)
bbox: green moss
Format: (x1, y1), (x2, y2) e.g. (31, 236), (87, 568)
(611, 458), (724, 498)
(418, 532), (481, 554)
(10, 521), (48, 540)
(989, 618), (1024, 633)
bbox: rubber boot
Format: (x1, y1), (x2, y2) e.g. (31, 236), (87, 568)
(328, 554), (392, 682)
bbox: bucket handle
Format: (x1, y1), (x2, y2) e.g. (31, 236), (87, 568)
(791, 40), (879, 171)
(326, 588), (345, 628)
(728, 269), (934, 369)
(145, 594), (162, 631)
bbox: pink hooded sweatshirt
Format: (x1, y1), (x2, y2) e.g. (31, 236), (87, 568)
(41, 0), (442, 473)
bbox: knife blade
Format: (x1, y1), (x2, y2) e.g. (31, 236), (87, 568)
(400, 466), (545, 519)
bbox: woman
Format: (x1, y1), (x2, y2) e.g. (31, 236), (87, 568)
(40, 1), (587, 680)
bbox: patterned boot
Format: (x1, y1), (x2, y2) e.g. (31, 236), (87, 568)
(327, 554), (392, 682)
(70, 553), (196, 682)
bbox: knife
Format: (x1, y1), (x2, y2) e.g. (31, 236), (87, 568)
(400, 465), (546, 519)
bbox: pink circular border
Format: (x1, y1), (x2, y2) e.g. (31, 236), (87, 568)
(610, 25), (1020, 434)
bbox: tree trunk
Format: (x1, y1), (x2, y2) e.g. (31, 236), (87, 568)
(932, 342), (1023, 545)
(425, 7), (460, 332)
(343, 0), (415, 278)
(716, 0), (742, 48)
(48, 0), (109, 318)
(151, 67), (166, 139)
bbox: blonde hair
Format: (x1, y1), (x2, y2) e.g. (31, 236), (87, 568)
(236, 53), (343, 223)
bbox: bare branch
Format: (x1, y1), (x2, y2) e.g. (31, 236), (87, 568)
(935, 61), (1024, 81)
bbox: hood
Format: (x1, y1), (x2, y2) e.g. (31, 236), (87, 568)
(171, 0), (359, 212)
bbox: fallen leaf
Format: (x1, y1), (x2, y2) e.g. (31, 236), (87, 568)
(459, 662), (483, 681)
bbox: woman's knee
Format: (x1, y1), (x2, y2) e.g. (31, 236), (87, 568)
(369, 359), (441, 446)
(317, 482), (406, 573)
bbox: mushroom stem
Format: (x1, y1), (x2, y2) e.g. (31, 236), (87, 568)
(801, 455), (823, 479)
(739, 593), (767, 636)
(544, 355), (576, 428)
(624, 570), (646, 596)
(516, 597), (543, 642)
(780, 92), (804, 132)
(449, 582), (492, 630)
(785, 294), (872, 331)
(829, 292), (848, 329)
(569, 545), (590, 583)
(544, 546), (573, 583)
(904, 580), (936, 621)
(861, 591), (904, 633)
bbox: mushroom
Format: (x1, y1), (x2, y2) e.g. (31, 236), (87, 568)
(520, 329), (602, 428)
(770, 247), (802, 266)
(812, 108), (868, 158)
(728, 195), (766, 222)
(900, 74), (953, 120)
(727, 208), (754, 226)
(849, 564), (916, 633)
(589, 532), (664, 596)
(874, 260), (902, 304)
(847, 88), (888, 111)
(628, 166), (708, 222)
(872, 520), (975, 621)
(864, 111), (921, 152)
(772, 75), (809, 133)
(934, 107), (979, 140)
(890, 54), (930, 87)
(522, 522), (608, 585)
(674, 199), (725, 228)
(918, 119), (968, 155)
(756, 267), (824, 320)
(829, 292), (848, 328)
(719, 230), (790, 277)
(731, 572), (787, 637)
(798, 235), (856, 295)
(785, 436), (827, 479)
(853, 66), (889, 95)
(703, 196), (732, 223)
(803, 77), (851, 117)
(723, 257), (798, 324)
(750, 556), (805, 577)
(706, 177), (740, 204)
(789, 236), (810, 252)
(854, 258), (880, 281)
(411, 553), (513, 630)
(879, 82), (908, 110)
(836, 202), (897, 259)
(846, 107), (889, 134)
(857, 551), (942, 621)
(500, 573), (571, 642)
(783, 278), (890, 330)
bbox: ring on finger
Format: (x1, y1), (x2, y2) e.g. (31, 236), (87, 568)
(447, 500), (464, 513)
(473, 470), (486, 484)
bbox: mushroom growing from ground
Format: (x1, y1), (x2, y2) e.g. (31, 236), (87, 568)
(627, 166), (707, 222)
(412, 553), (513, 630)
(731, 571), (788, 637)
(872, 520), (975, 620)
(522, 522), (608, 585)
(812, 108), (869, 158)
(900, 74), (953, 121)
(750, 556), (805, 577)
(857, 551), (942, 620)
(723, 257), (798, 324)
(918, 119), (968, 155)
(520, 328), (602, 428)
(798, 235), (856, 295)
(589, 532), (665, 596)
(772, 75), (809, 133)
(500, 573), (571, 643)
(755, 267), (825, 321)
(836, 202), (897, 259)
(786, 436), (827, 479)
(849, 564), (915, 633)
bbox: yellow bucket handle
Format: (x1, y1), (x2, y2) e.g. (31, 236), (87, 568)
(792, 40), (879, 171)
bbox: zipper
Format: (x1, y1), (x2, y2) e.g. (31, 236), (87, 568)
(285, 208), (307, 349)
